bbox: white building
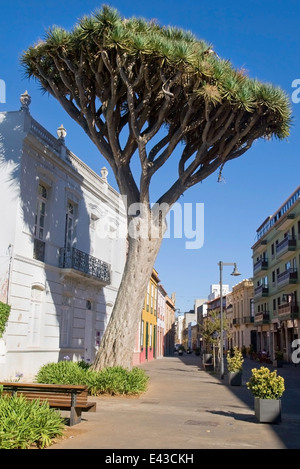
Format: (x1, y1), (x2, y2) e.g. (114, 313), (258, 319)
(0, 92), (127, 379)
(208, 283), (229, 300)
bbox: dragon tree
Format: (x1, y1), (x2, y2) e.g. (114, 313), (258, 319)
(21, 5), (291, 370)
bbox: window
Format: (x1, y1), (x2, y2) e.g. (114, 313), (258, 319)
(35, 184), (47, 240)
(28, 286), (44, 346)
(140, 320), (144, 348)
(60, 295), (72, 347)
(65, 202), (75, 249)
(33, 183), (47, 261)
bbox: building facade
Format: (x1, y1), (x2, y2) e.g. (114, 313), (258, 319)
(0, 93), (127, 379)
(156, 284), (167, 358)
(252, 186), (300, 362)
(228, 279), (255, 352)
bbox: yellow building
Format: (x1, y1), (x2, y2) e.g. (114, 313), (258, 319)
(228, 279), (255, 352)
(140, 269), (160, 363)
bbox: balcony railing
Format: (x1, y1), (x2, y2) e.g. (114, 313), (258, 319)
(253, 259), (268, 274)
(232, 318), (241, 326)
(278, 302), (299, 319)
(254, 312), (270, 324)
(276, 235), (296, 258)
(277, 268), (298, 287)
(254, 284), (269, 298)
(59, 247), (110, 284)
(243, 316), (254, 324)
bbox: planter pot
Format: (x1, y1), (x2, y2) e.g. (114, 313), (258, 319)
(254, 397), (281, 423)
(228, 371), (242, 386)
(203, 353), (212, 364)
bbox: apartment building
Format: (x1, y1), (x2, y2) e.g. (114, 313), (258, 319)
(252, 186), (300, 362)
(0, 92), (127, 379)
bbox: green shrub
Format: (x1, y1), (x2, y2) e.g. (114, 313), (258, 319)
(0, 302), (10, 338)
(90, 366), (149, 395)
(35, 361), (149, 396)
(226, 346), (244, 372)
(246, 366), (285, 400)
(35, 360), (87, 385)
(0, 394), (64, 449)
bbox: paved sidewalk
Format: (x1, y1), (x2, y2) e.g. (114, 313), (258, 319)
(47, 355), (300, 450)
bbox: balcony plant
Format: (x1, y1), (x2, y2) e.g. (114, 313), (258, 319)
(226, 346), (244, 386)
(246, 366), (285, 423)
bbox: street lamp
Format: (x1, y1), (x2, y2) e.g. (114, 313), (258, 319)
(219, 261), (241, 379)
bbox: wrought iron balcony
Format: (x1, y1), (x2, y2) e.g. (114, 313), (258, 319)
(59, 247), (110, 284)
(254, 312), (270, 324)
(253, 259), (268, 275)
(254, 284), (269, 298)
(243, 316), (254, 324)
(232, 317), (241, 326)
(276, 235), (296, 258)
(278, 302), (299, 320)
(277, 268), (298, 287)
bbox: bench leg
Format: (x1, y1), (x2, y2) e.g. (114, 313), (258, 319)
(70, 407), (82, 426)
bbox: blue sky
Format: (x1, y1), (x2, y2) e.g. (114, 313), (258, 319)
(1, 0), (300, 313)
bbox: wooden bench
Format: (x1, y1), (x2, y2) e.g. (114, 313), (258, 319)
(0, 382), (96, 426)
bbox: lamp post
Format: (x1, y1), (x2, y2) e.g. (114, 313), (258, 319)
(219, 261), (241, 379)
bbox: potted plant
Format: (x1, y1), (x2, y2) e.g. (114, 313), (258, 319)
(226, 346), (244, 386)
(246, 366), (285, 423)
(274, 350), (284, 368)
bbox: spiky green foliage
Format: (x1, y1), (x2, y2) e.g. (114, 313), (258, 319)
(0, 393), (64, 449)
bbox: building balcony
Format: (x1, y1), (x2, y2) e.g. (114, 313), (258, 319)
(243, 316), (255, 324)
(278, 302), (299, 320)
(276, 235), (296, 259)
(232, 317), (241, 326)
(253, 259), (268, 275)
(254, 312), (270, 324)
(277, 268), (298, 288)
(254, 284), (269, 298)
(59, 247), (111, 285)
(276, 213), (295, 232)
